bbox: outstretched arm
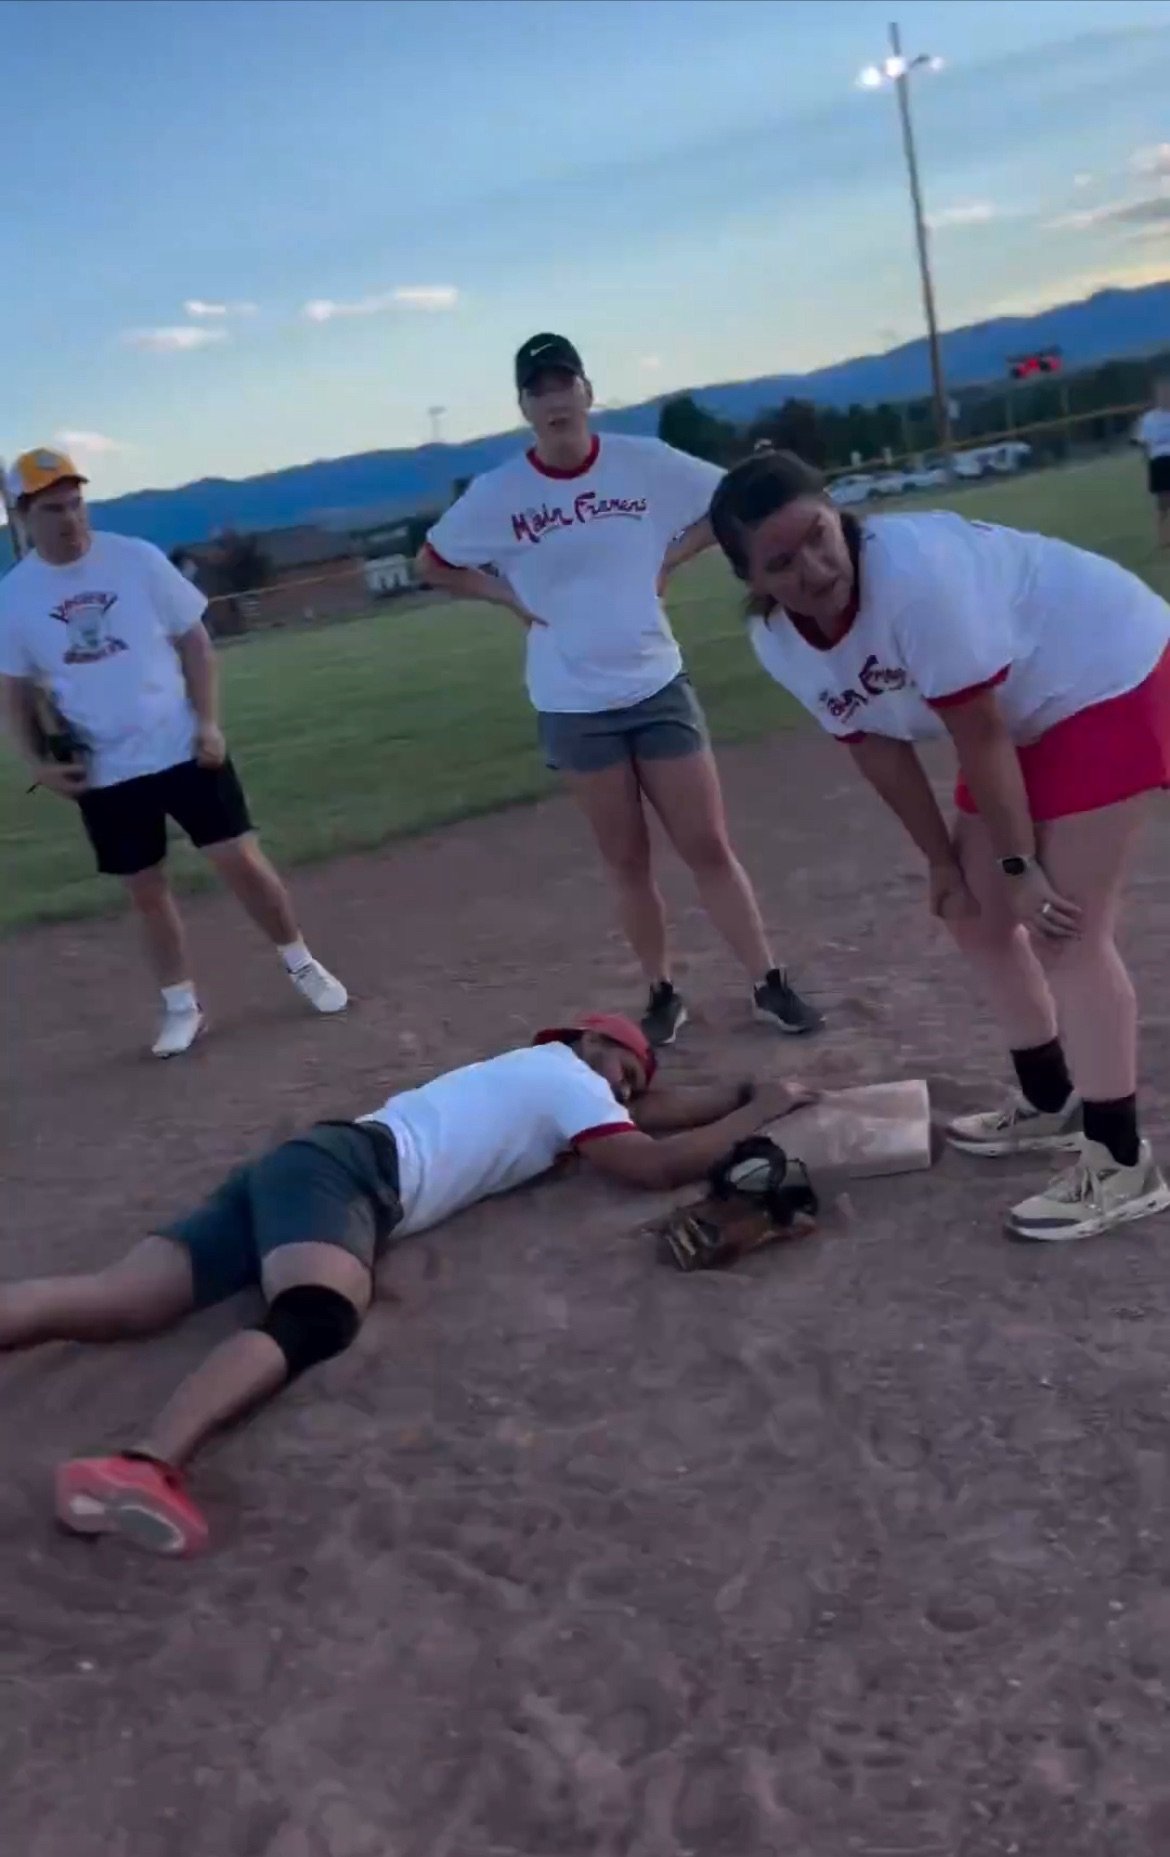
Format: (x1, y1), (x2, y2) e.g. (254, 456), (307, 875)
(632, 1079), (754, 1134)
(581, 1081), (815, 1191)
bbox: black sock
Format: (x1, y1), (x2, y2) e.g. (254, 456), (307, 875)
(1011, 1039), (1074, 1114)
(1082, 1096), (1140, 1168)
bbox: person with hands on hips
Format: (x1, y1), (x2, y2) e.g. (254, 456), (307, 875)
(0, 448), (348, 1058)
(417, 334), (822, 1051)
(710, 447), (1170, 1243)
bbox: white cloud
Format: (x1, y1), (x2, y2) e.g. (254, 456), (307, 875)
(123, 325), (228, 352)
(54, 430), (129, 456)
(393, 285), (458, 310)
(302, 285), (458, 323)
(639, 355), (662, 371)
(1073, 172), (1095, 190)
(1132, 143), (1170, 177)
(1050, 193), (1170, 233)
(183, 298), (258, 318)
(987, 254), (1170, 318)
(926, 201), (997, 231)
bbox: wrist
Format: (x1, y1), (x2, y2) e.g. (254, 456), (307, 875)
(997, 852), (1038, 877)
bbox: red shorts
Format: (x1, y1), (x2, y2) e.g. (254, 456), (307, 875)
(954, 645), (1170, 823)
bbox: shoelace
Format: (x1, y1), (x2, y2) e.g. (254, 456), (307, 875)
(1046, 1158), (1111, 1206)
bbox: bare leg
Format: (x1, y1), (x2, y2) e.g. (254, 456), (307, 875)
(203, 833), (300, 947)
(1157, 495), (1170, 551)
(0, 1236), (194, 1350)
(124, 867), (191, 989)
(638, 748), (774, 978)
(1034, 796), (1150, 1102)
(134, 1241), (371, 1470)
(563, 761), (671, 983)
(949, 812), (1059, 1049)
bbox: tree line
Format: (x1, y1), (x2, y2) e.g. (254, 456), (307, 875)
(657, 346), (1170, 472)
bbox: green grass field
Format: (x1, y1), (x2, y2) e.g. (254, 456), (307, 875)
(2, 451), (1166, 932)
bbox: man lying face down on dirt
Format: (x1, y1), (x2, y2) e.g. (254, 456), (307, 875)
(0, 1012), (811, 1558)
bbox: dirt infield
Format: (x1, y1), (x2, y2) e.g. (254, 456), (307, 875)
(4, 730), (1170, 1857)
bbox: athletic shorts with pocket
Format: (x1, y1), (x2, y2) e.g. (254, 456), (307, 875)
(536, 672), (709, 775)
(1148, 456), (1170, 498)
(78, 756), (253, 877)
(161, 1121), (403, 1309)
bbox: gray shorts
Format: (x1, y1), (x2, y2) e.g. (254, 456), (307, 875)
(162, 1122), (403, 1309)
(537, 673), (709, 775)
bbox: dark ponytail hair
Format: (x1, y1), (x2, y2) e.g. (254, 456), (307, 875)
(709, 447), (825, 585)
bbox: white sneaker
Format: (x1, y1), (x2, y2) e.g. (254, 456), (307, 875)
(946, 1092), (1082, 1158)
(288, 958), (348, 1015)
(152, 1004), (206, 1059)
(1006, 1139), (1170, 1243)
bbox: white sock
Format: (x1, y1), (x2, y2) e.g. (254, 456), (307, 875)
(278, 939), (311, 974)
(161, 982), (198, 1014)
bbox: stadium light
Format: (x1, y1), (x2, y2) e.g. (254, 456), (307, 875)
(857, 24), (953, 466)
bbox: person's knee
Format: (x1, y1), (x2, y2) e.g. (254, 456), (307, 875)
(675, 828), (734, 877)
(124, 865), (172, 913)
(600, 835), (652, 884)
(1033, 924), (1114, 980)
(256, 1284), (361, 1381)
(203, 831), (261, 875)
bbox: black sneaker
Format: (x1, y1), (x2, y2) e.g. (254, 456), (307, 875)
(753, 968), (823, 1036)
(641, 981), (689, 1048)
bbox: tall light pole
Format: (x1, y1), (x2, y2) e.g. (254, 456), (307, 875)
(858, 23), (953, 466)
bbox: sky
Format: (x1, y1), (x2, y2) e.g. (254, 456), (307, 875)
(3, 0), (1170, 500)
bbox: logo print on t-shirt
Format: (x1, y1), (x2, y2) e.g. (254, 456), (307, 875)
(819, 654), (907, 723)
(50, 591), (129, 665)
(511, 490), (649, 545)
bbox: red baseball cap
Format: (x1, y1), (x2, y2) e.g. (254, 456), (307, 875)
(533, 1011), (656, 1084)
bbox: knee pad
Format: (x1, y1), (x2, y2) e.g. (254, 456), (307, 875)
(258, 1285), (360, 1380)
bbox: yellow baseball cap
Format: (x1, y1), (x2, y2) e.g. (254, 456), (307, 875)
(7, 447), (88, 503)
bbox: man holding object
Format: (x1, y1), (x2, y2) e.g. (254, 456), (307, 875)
(0, 449), (347, 1056)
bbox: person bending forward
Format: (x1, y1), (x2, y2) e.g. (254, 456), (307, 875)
(710, 447), (1170, 1243)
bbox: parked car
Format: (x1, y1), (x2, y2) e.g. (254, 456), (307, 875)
(871, 470), (911, 497)
(954, 441), (1033, 480)
(828, 473), (878, 507)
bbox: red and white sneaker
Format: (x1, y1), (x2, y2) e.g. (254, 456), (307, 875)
(55, 1454), (210, 1557)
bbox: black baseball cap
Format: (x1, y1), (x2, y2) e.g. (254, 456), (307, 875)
(514, 332), (585, 393)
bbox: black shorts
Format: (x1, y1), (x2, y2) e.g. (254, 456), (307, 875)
(78, 757), (253, 877)
(1148, 457), (1170, 497)
(162, 1121), (403, 1309)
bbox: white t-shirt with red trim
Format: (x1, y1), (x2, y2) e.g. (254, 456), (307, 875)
(361, 1040), (635, 1236)
(425, 433), (723, 713)
(749, 511), (1170, 745)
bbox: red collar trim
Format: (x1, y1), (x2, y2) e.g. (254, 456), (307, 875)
(527, 434), (600, 480)
(781, 518), (863, 652)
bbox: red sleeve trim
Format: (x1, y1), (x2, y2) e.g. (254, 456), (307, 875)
(925, 666), (1010, 711)
(421, 540), (456, 571)
(571, 1122), (638, 1147)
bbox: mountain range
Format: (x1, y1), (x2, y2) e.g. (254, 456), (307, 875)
(7, 279), (1170, 560)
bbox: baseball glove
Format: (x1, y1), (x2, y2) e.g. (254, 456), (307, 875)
(652, 1135), (819, 1272)
(26, 687), (88, 793)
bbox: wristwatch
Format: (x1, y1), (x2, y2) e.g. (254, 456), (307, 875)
(998, 854), (1037, 877)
